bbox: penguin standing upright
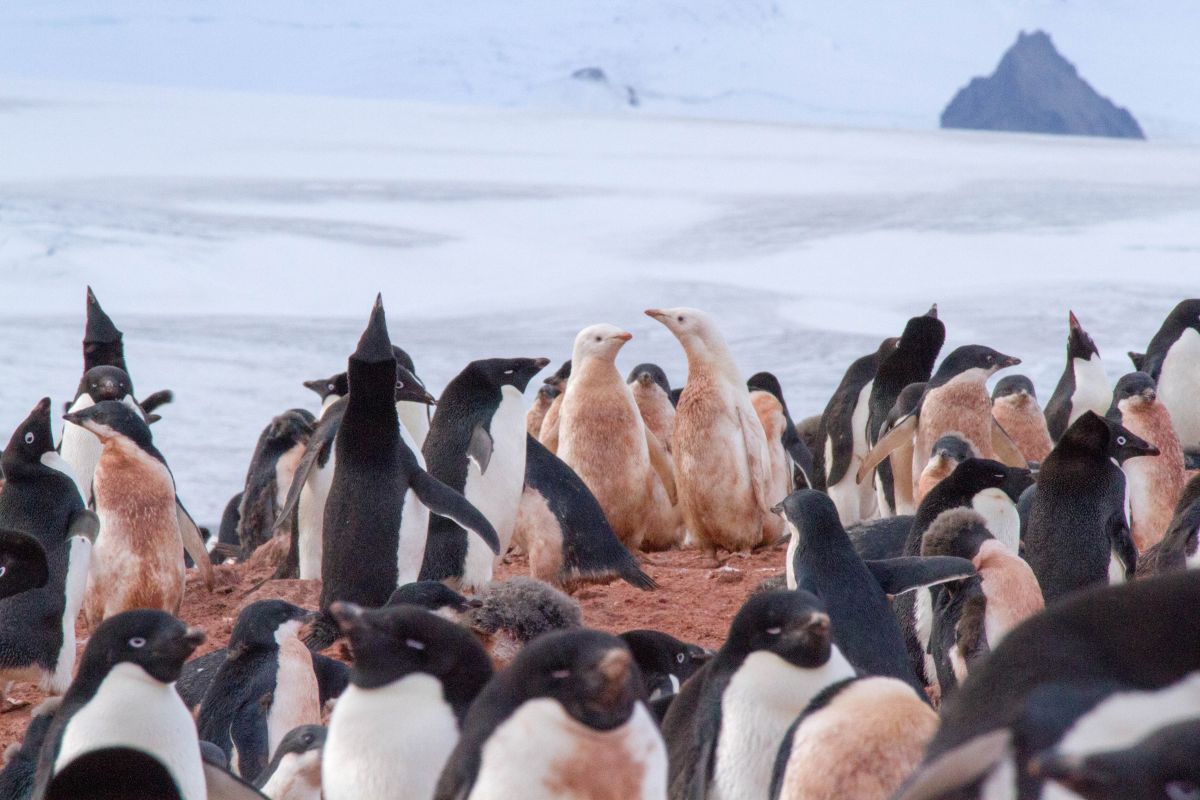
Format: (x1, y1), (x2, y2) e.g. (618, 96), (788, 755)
(526, 385), (559, 439)
(301, 372), (348, 419)
(990, 375), (1053, 464)
(628, 363), (677, 454)
(749, 388), (793, 545)
(32, 610), (207, 800)
(747, 372), (813, 487)
(324, 603), (493, 800)
(915, 434), (976, 504)
(536, 360), (571, 452)
(0, 398), (98, 697)
(312, 297), (499, 645)
(1108, 372), (1185, 552)
(419, 357), (550, 590)
(436, 629), (666, 800)
(236, 409), (315, 557)
(1044, 311), (1111, 442)
(1139, 299), (1200, 450)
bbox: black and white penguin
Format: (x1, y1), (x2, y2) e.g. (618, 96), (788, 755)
(815, 338), (897, 524)
(1139, 299), (1200, 450)
(748, 371), (814, 487)
(1024, 411), (1156, 604)
(324, 602), (493, 800)
(32, 609), (207, 800)
(419, 357), (550, 590)
(256, 725), (325, 800)
(197, 601), (322, 782)
(387, 579), (478, 614)
(463, 576), (583, 667)
(0, 398), (98, 697)
(1044, 310), (1111, 442)
(0, 527), (49, 600)
(311, 296), (499, 646)
(660, 590), (854, 800)
(618, 629), (712, 701)
(514, 435), (656, 591)
(778, 489), (974, 694)
(895, 571), (1200, 800)
(235, 409), (315, 557)
(436, 628), (666, 800)
(63, 400), (213, 622)
(628, 363), (677, 455)
(769, 676), (938, 800)
(301, 371), (348, 418)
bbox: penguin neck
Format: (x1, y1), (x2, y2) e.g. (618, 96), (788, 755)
(570, 355), (622, 390)
(680, 336), (743, 388)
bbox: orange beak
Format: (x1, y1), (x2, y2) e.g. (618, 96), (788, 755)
(614, 331), (633, 342)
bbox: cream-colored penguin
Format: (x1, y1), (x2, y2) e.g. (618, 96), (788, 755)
(556, 325), (679, 551)
(750, 390), (792, 546)
(646, 307), (774, 554)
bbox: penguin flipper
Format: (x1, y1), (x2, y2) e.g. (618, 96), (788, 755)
(65, 509), (100, 543)
(177, 500), (215, 590)
(139, 389), (174, 415)
(736, 405), (773, 514)
(892, 728), (1011, 800)
(662, 666), (720, 800)
(312, 653), (350, 704)
(231, 699), (271, 784)
(856, 415), (917, 485)
(990, 420), (1029, 468)
(645, 427), (677, 504)
(468, 424), (493, 474)
(865, 556), (976, 597)
(203, 761), (270, 800)
(410, 470), (501, 554)
(1107, 511), (1138, 581)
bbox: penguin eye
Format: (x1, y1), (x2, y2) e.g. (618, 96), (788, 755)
(1117, 436), (1127, 445)
(0, 566), (6, 578)
(594, 336), (602, 342)
(675, 652), (685, 664)
(405, 639), (425, 651)
(128, 637), (146, 648)
(765, 627), (782, 635)
(327, 383), (335, 391)
(551, 669), (571, 680)
(397, 381), (405, 389)
(23, 432), (34, 444)
(677, 316), (684, 323)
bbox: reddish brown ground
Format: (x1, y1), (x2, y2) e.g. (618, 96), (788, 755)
(0, 541), (787, 750)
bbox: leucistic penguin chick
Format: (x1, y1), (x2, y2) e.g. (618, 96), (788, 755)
(526, 384), (559, 438)
(991, 375), (1053, 464)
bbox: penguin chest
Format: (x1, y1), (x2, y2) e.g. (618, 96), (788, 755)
(976, 546), (1043, 647)
(274, 442), (307, 512)
(1068, 354), (1112, 425)
(1156, 329), (1200, 448)
(324, 676), (458, 800)
(268, 637), (321, 756)
(60, 395), (100, 503)
(56, 663), (206, 800)
(297, 451), (335, 580)
(971, 489), (1020, 553)
(395, 424), (429, 585)
(469, 700), (666, 800)
(462, 390), (527, 558)
(916, 384), (993, 466)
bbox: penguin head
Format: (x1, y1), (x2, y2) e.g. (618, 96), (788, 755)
(228, 600), (314, 653)
(934, 345), (1021, 384)
(387, 580), (480, 619)
(350, 294), (394, 366)
(265, 408), (315, 443)
(2, 397), (56, 470)
(332, 602), (493, 692)
(0, 528), (49, 600)
(1164, 299), (1200, 336)
(63, 400), (152, 448)
(302, 372), (349, 402)
(1103, 415), (1160, 464)
(573, 324), (633, 365)
(921, 508), (994, 560)
(935, 458), (1011, 500)
(506, 629), (642, 731)
(273, 724), (326, 759)
(928, 434), (976, 467)
(392, 345), (417, 376)
(394, 364), (436, 405)
(618, 629), (712, 698)
(82, 610), (204, 684)
(1062, 412), (1159, 464)
(722, 589), (833, 669)
(771, 489), (846, 553)
(1067, 310), (1101, 361)
(82, 366), (133, 404)
(471, 357), (551, 394)
(991, 374), (1037, 404)
(628, 363), (672, 395)
(543, 360), (572, 390)
(82, 286), (126, 372)
(644, 307), (719, 350)
(536, 384), (561, 403)
(1110, 372), (1158, 416)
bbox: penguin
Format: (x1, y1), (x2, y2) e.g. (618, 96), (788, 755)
(526, 384), (559, 438)
(895, 572), (1200, 800)
(628, 363), (677, 454)
(300, 372), (348, 418)
(858, 345), (1026, 502)
(618, 629), (712, 701)
(236, 409), (315, 557)
(310, 297), (500, 646)
(747, 371), (814, 488)
(43, 747), (186, 800)
(390, 345), (433, 450)
(1139, 299), (1200, 450)
(536, 359), (571, 452)
(991, 375), (1053, 464)
(915, 434), (976, 504)
(0, 697), (59, 799)
(871, 381), (929, 515)
(435, 628), (667, 800)
(274, 358), (437, 581)
(1030, 717), (1200, 800)
(0, 527), (49, 599)
(749, 390), (792, 545)
(1108, 371), (1186, 552)
(463, 577), (583, 667)
(419, 356), (550, 589)
(256, 725), (325, 800)
(213, 491), (243, 562)
(777, 489), (974, 694)
(660, 590), (855, 800)
(769, 676), (938, 800)
(387, 579), (481, 616)
(32, 609), (207, 800)
(324, 602), (493, 800)
(197, 601), (322, 782)
(556, 324), (679, 552)
(1137, 474), (1200, 577)
(58, 366), (141, 505)
(921, 508), (1044, 697)
(815, 338), (897, 525)
(0, 397), (98, 697)
(865, 306), (945, 517)
(646, 307), (774, 554)
(62, 400), (213, 622)
(515, 434), (657, 591)
(1044, 310), (1111, 442)
(1024, 411), (1157, 604)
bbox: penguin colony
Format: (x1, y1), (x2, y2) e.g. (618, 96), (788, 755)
(0, 290), (1198, 800)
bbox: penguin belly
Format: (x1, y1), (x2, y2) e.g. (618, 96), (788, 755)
(395, 421), (430, 585)
(467, 699), (666, 800)
(398, 401), (431, 452)
(267, 639), (321, 757)
(827, 382), (878, 526)
(55, 662), (206, 800)
(1157, 329), (1200, 448)
(297, 453), (335, 580)
(323, 675), (459, 800)
(47, 535), (93, 693)
(274, 442), (307, 512)
(59, 395), (99, 505)
(1067, 355), (1113, 428)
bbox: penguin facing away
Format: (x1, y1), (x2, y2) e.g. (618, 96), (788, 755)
(1044, 310), (1111, 442)
(236, 409), (315, 558)
(435, 628), (666, 800)
(1139, 299), (1200, 449)
(991, 374), (1053, 464)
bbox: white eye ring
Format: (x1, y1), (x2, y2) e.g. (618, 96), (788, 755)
(129, 637), (146, 648)
(23, 432), (34, 444)
(675, 652), (685, 664)
(1117, 436), (1127, 445)
(0, 566), (7, 578)
(327, 383), (335, 391)
(766, 627), (782, 635)
(405, 639), (425, 651)
(551, 669), (570, 679)
(397, 381), (405, 388)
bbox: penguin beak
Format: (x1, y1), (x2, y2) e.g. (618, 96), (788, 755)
(999, 355), (1021, 369)
(769, 502), (786, 516)
(644, 309), (667, 322)
(1141, 387), (1157, 402)
(613, 332), (633, 343)
(532, 357), (551, 370)
(637, 373), (652, 386)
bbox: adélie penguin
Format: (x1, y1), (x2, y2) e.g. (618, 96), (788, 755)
(619, 629), (712, 703)
(235, 409), (315, 558)
(436, 628), (667, 800)
(256, 725), (325, 800)
(0, 398), (99, 697)
(660, 590), (854, 800)
(309, 296), (499, 647)
(1139, 299), (1200, 449)
(0, 527), (50, 600)
(324, 602), (493, 800)
(1137, 474), (1200, 577)
(31, 609), (206, 800)
(419, 356), (550, 590)
(1044, 311), (1111, 442)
